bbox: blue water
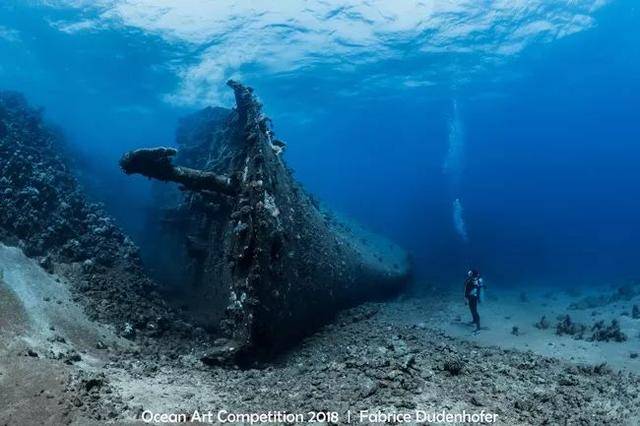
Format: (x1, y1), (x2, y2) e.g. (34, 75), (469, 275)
(1, 0), (638, 287)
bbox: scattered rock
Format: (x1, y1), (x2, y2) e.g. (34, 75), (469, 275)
(470, 396), (483, 406)
(558, 374), (579, 386)
(63, 350), (82, 365)
(443, 358), (464, 376)
(514, 399), (534, 411)
(534, 316), (550, 330)
(49, 335), (67, 344)
(359, 379), (379, 398)
(201, 340), (240, 366)
(84, 377), (105, 392)
(555, 315), (586, 340)
(589, 319), (626, 342)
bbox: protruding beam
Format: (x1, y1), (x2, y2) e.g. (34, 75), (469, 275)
(119, 147), (238, 195)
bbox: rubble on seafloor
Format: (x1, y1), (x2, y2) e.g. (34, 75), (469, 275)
(55, 303), (640, 424)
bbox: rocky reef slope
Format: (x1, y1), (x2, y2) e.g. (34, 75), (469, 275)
(0, 91), (194, 343)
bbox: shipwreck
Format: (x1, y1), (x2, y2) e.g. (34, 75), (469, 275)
(121, 81), (411, 360)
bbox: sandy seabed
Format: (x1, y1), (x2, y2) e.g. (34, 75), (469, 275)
(1, 244), (639, 425)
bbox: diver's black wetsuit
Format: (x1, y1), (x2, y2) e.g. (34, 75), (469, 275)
(464, 277), (480, 330)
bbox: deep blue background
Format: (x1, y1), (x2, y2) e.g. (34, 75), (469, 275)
(1, 1), (638, 287)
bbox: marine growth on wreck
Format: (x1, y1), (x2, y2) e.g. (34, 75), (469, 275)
(120, 81), (411, 359)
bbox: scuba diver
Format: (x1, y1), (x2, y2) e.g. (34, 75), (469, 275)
(464, 269), (484, 332)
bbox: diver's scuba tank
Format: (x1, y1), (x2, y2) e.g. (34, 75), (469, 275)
(477, 277), (484, 303)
